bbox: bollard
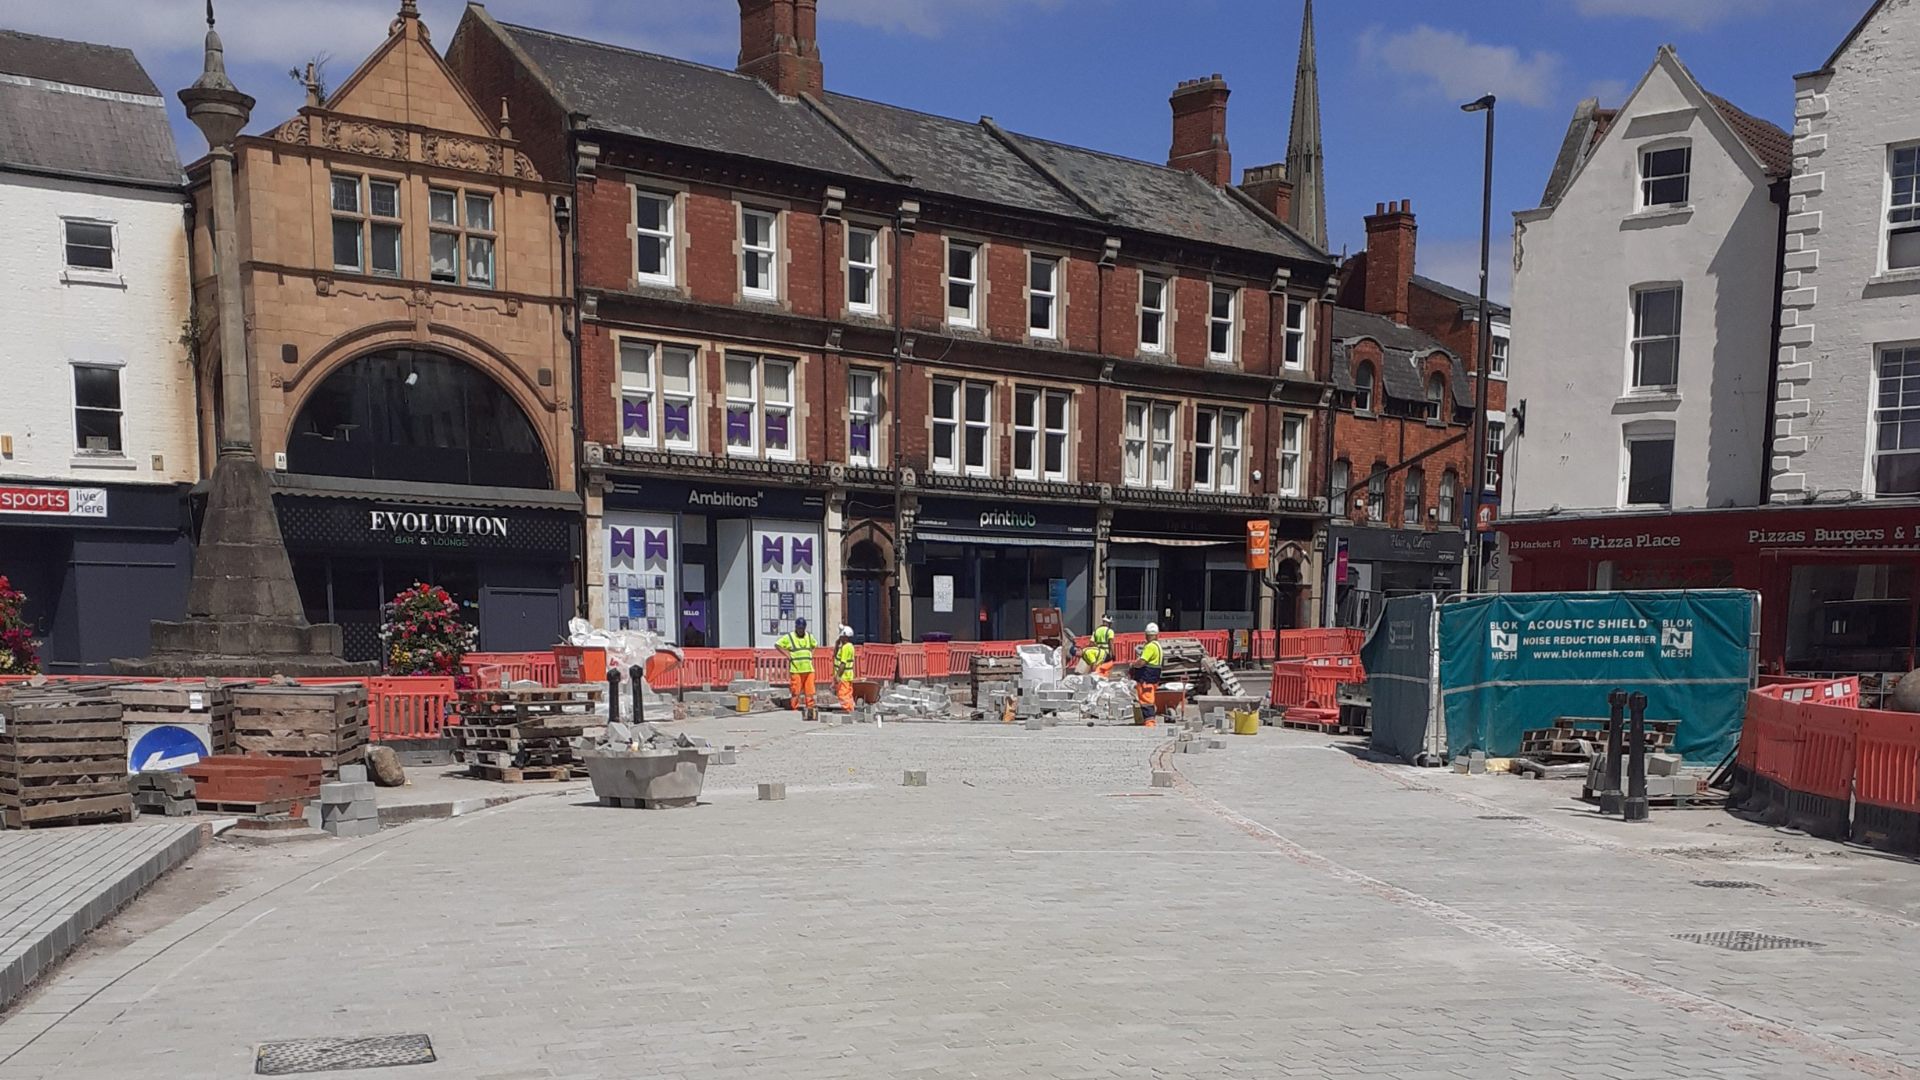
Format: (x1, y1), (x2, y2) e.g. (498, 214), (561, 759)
(1599, 688), (1626, 816)
(606, 668), (623, 732)
(629, 665), (646, 726)
(1624, 691), (1650, 822)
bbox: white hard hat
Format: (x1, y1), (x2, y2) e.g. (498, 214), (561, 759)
(1144, 623), (1159, 636)
(1101, 614), (1113, 625)
(839, 625), (854, 639)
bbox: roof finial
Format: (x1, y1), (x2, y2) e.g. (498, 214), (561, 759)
(206, 0), (215, 29)
(191, 1), (236, 94)
(498, 97), (513, 141)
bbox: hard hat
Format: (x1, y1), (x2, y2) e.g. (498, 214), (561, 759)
(1144, 622), (1159, 636)
(839, 625), (854, 639)
(795, 616), (808, 630)
(1101, 614), (1113, 625)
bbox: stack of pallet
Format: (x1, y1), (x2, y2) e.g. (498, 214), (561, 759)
(114, 680), (235, 769)
(0, 684), (133, 829)
(450, 686), (601, 782)
(970, 655), (1021, 708)
(1519, 717), (1679, 764)
(230, 684), (368, 779)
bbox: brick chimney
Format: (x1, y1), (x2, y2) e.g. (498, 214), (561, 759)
(1240, 163), (1293, 225)
(1363, 200), (1417, 325)
(738, 0), (823, 99)
(1168, 75), (1231, 186)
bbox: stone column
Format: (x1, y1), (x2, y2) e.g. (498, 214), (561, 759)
(823, 490), (846, 635)
(1092, 505), (1113, 621)
(206, 142), (252, 455)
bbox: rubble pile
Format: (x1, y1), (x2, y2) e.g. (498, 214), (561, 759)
(596, 721), (703, 753)
(873, 682), (957, 720)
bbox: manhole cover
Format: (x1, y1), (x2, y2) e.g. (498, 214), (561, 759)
(1693, 880), (1764, 890)
(256, 1035), (436, 1075)
(1477, 815), (1527, 821)
(1672, 931), (1820, 952)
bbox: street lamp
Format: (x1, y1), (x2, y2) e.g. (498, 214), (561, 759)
(1461, 93), (1495, 594)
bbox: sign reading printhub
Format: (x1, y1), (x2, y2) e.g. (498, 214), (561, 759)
(1436, 589), (1756, 762)
(0, 485), (107, 517)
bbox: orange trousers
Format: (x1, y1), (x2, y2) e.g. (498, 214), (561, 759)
(789, 671), (817, 712)
(834, 678), (855, 712)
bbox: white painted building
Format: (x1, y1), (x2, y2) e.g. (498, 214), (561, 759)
(1773, 1), (1920, 502)
(1506, 47), (1790, 519)
(0, 30), (196, 671)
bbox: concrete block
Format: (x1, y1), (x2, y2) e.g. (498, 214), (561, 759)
(325, 816), (380, 839)
(1151, 771), (1174, 788)
(1181, 741), (1205, 754)
(758, 782), (786, 801)
(321, 801), (378, 823)
(1647, 753), (1683, 777)
(320, 781), (376, 804)
(713, 749), (737, 765)
(1207, 738), (1226, 750)
(338, 764), (369, 784)
(1025, 717), (1044, 730)
(903, 770), (928, 787)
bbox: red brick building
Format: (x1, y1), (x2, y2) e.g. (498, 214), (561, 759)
(446, 0), (1338, 645)
(1324, 201), (1510, 623)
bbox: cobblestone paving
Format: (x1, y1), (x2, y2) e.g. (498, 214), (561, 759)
(3, 720), (1918, 1079)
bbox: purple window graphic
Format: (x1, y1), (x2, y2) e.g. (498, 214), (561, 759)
(761, 536), (784, 570)
(609, 528), (636, 564)
(765, 412), (789, 451)
(727, 408), (753, 447)
(850, 420), (871, 456)
(663, 403), (690, 441)
(790, 538), (813, 571)
(622, 397), (649, 439)
(643, 529), (669, 564)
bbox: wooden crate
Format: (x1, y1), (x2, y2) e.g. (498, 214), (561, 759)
(231, 684), (369, 779)
(969, 656), (1020, 708)
(0, 687), (133, 828)
(448, 722), (584, 779)
(113, 680), (236, 758)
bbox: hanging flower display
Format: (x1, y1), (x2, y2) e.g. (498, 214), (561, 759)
(0, 576), (40, 676)
(379, 582), (475, 676)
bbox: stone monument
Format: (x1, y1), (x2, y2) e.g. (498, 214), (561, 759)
(116, 4), (372, 677)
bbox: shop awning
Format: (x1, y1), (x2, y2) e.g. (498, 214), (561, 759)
(264, 473), (583, 511)
(914, 531), (1095, 550)
(1108, 536), (1236, 548)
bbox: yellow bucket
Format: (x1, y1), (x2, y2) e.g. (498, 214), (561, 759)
(737, 695), (752, 713)
(1232, 710), (1261, 736)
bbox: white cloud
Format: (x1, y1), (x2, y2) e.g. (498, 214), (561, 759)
(1361, 26), (1560, 110)
(1569, 0), (1777, 31)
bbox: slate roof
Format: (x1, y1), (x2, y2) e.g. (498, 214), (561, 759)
(1409, 274), (1511, 320)
(489, 20), (1327, 264)
(0, 30), (180, 188)
(1330, 307), (1470, 406)
(1540, 98), (1613, 207)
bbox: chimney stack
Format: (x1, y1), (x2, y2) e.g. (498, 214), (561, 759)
(1364, 200), (1418, 325)
(1240, 163), (1293, 226)
(738, 0), (823, 99)
(1168, 75), (1231, 187)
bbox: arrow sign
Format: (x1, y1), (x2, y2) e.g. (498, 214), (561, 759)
(128, 725), (210, 774)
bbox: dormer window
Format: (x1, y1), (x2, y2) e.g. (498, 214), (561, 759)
(1354, 362), (1375, 413)
(1425, 373), (1446, 421)
(1641, 146), (1691, 208)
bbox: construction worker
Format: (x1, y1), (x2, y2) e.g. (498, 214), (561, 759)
(1076, 622), (1111, 676)
(776, 616), (822, 721)
(1092, 615), (1115, 661)
(1133, 622), (1164, 722)
(833, 625), (857, 713)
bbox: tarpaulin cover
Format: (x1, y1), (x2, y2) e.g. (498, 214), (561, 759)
(1363, 594), (1442, 764)
(1437, 590), (1755, 763)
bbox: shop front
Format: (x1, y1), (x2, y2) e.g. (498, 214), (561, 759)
(1503, 502), (1920, 687)
(1106, 509), (1294, 634)
(602, 478), (826, 649)
(274, 479), (580, 664)
(1326, 524), (1464, 628)
(909, 497), (1095, 641)
(0, 481), (192, 673)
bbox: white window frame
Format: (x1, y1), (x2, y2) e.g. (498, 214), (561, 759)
(847, 225), (880, 316)
(1486, 418), (1507, 493)
(1874, 345), (1920, 497)
(618, 340), (699, 452)
(724, 354), (795, 461)
(946, 240), (979, 328)
(1014, 388), (1041, 480)
(1438, 470), (1458, 525)
(1366, 463), (1387, 523)
(932, 380), (961, 475)
(618, 340), (658, 451)
(932, 378), (992, 476)
(1425, 373), (1446, 421)
(428, 185), (496, 289)
(1640, 143), (1691, 209)
(1354, 362), (1375, 413)
(1041, 388), (1070, 482)
(1630, 285), (1682, 391)
(1283, 298), (1308, 371)
(331, 172), (365, 273)
(1887, 145), (1920, 272)
(61, 218), (117, 273)
(1028, 253), (1059, 340)
(1276, 415), (1299, 497)
(1123, 400), (1148, 486)
(1208, 284), (1237, 362)
(71, 362), (123, 456)
(741, 207), (779, 301)
(1489, 322), (1510, 379)
(1622, 425), (1674, 508)
(1193, 407), (1220, 491)
(962, 381), (992, 477)
(847, 368), (879, 467)
(633, 190), (676, 287)
(1330, 459), (1351, 517)
(1403, 468), (1424, 527)
(1139, 274), (1167, 354)
(725, 354), (760, 458)
(660, 347), (697, 453)
(1149, 401), (1177, 489)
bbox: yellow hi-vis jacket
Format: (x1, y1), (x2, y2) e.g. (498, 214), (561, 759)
(834, 642), (856, 681)
(1092, 625), (1115, 650)
(776, 631), (821, 674)
(1138, 639), (1164, 668)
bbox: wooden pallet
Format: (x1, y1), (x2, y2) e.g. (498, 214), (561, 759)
(456, 686), (603, 725)
(465, 763), (580, 783)
(231, 685), (369, 779)
(0, 692), (133, 828)
(452, 748), (576, 769)
(195, 798), (296, 816)
(113, 681), (237, 756)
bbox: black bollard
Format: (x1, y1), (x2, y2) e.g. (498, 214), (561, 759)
(1624, 691), (1650, 822)
(606, 668), (622, 731)
(630, 665), (646, 727)
(1599, 689), (1627, 815)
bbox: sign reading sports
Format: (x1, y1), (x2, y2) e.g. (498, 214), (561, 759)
(0, 486), (107, 517)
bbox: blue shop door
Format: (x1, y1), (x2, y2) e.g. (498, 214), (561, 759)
(480, 587), (566, 652)
(847, 574), (883, 644)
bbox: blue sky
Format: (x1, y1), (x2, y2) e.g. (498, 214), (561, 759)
(0, 0), (1872, 301)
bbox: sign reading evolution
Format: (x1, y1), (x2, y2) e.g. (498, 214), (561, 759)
(273, 496), (574, 557)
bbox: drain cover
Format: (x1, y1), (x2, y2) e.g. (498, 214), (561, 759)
(256, 1035), (436, 1075)
(1477, 815), (1527, 821)
(1693, 880), (1764, 890)
(1672, 931), (1820, 952)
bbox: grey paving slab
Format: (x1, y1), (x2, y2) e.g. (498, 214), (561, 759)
(0, 823), (200, 1012)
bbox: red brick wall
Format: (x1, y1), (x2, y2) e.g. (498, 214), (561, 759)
(1172, 277), (1207, 367)
(1331, 339), (1476, 530)
(985, 242), (1025, 342)
(1065, 256), (1100, 352)
(445, 15), (571, 181)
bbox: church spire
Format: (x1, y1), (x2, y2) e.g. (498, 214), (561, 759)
(1285, 0), (1327, 251)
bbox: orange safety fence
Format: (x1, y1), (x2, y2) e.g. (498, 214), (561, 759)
(1268, 662), (1355, 710)
(945, 641), (982, 672)
(754, 650), (791, 684)
(1784, 699), (1859, 806)
(856, 644), (897, 681)
(925, 642), (950, 679)
(461, 652), (560, 687)
(976, 641), (1022, 659)
(896, 644), (928, 679)
(1279, 628), (1366, 658)
(365, 676), (457, 740)
(713, 649), (756, 685)
(1858, 711), (1920, 814)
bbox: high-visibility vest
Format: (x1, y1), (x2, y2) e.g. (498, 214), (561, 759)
(1081, 645), (1107, 667)
(776, 632), (820, 674)
(834, 642), (856, 680)
(1093, 626), (1115, 650)
(1139, 639), (1164, 669)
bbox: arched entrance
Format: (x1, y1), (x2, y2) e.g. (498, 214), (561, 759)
(1274, 558), (1303, 631)
(846, 540), (886, 644)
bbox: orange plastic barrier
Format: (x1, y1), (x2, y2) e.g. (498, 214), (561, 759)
(714, 649), (756, 685)
(976, 641), (1021, 659)
(925, 642), (950, 678)
(1268, 662), (1353, 710)
(754, 650), (790, 684)
(856, 644), (896, 681)
(946, 641), (981, 672)
(1784, 699), (1860, 839)
(1858, 711), (1920, 815)
(1279, 628), (1365, 659)
(364, 676), (457, 740)
(896, 645), (928, 679)
(462, 652), (559, 687)
(1191, 630), (1230, 659)
(1249, 631), (1277, 664)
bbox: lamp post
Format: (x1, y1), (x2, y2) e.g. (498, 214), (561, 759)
(1461, 93), (1496, 594)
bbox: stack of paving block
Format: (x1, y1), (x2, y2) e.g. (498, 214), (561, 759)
(114, 680), (235, 768)
(970, 655), (1021, 707)
(230, 684), (368, 779)
(185, 756), (322, 815)
(1201, 657), (1245, 697)
(131, 771), (196, 817)
(318, 764), (379, 837)
(1154, 638), (1211, 689)
(0, 683), (133, 829)
(451, 687), (597, 781)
